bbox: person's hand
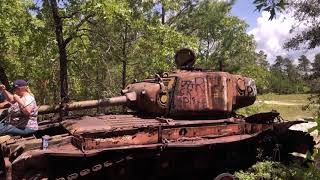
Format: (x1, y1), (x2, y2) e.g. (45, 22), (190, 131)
(0, 84), (6, 92)
(13, 94), (21, 102)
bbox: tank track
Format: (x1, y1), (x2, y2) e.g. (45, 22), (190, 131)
(14, 131), (315, 180)
(18, 139), (258, 180)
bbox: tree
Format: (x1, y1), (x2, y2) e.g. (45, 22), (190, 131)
(42, 0), (102, 116)
(294, 55), (311, 93)
(282, 0), (320, 116)
(312, 54), (320, 78)
(253, 0), (320, 115)
(253, 0), (287, 20)
(269, 56), (286, 93)
(269, 56), (301, 94)
(284, 0), (320, 49)
(253, 0), (320, 50)
(87, 0), (198, 88)
(171, 0), (256, 72)
(271, 56), (285, 73)
(0, 0), (33, 87)
(159, 0), (229, 69)
(240, 51), (270, 93)
(297, 55), (311, 77)
(309, 54), (320, 117)
(48, 0), (69, 107)
(256, 50), (270, 68)
(0, 0), (269, 114)
(284, 58), (300, 89)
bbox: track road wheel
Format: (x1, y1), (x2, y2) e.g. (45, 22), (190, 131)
(214, 173), (236, 180)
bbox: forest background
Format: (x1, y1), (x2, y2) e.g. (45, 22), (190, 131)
(0, 0), (319, 116)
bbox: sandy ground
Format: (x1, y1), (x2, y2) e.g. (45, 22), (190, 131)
(257, 100), (319, 106)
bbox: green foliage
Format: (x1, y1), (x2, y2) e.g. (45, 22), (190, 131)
(1, 0), (258, 106)
(239, 51), (270, 93)
(316, 117), (320, 132)
(235, 161), (291, 180)
(169, 0), (256, 72)
(235, 161), (320, 180)
(266, 55), (312, 94)
(130, 24), (198, 79)
(239, 64), (270, 93)
(253, 0), (288, 20)
(252, 0), (320, 124)
(237, 104), (265, 117)
(284, 0), (320, 49)
(312, 54), (320, 78)
(1, 0), (315, 114)
(297, 55), (311, 77)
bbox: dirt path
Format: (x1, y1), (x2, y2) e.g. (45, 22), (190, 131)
(256, 100), (319, 106)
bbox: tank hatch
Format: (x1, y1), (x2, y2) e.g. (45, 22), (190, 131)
(174, 48), (196, 70)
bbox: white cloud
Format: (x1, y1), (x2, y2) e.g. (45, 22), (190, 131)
(249, 11), (320, 63)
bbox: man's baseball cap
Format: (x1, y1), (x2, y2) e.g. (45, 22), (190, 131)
(13, 79), (28, 88)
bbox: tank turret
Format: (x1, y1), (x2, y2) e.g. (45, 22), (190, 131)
(39, 48), (257, 119)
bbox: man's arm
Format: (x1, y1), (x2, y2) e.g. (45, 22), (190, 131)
(0, 85), (13, 103)
(13, 95), (32, 115)
(0, 101), (10, 109)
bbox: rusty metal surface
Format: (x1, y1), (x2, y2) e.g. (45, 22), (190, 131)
(2, 114), (287, 157)
(62, 115), (163, 135)
(62, 115), (244, 133)
(125, 82), (165, 115)
(8, 132), (258, 160)
(38, 94), (130, 114)
(166, 134), (255, 147)
(74, 129), (159, 150)
(162, 124), (243, 141)
(31, 67), (258, 121)
(170, 71), (256, 116)
(247, 123), (273, 134)
(63, 114), (249, 151)
(1, 115), (291, 158)
(33, 69), (256, 119)
(70, 121), (245, 150)
(2, 115), (313, 180)
(0, 134), (72, 162)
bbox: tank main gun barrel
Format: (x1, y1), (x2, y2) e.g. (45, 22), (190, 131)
(38, 92), (136, 114)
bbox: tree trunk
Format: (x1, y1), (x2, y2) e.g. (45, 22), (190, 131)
(161, 5), (165, 24)
(206, 34), (210, 61)
(122, 57), (127, 89)
(219, 58), (224, 71)
(122, 23), (128, 89)
(48, 0), (69, 117)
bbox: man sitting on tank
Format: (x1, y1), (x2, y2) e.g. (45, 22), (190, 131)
(0, 80), (38, 136)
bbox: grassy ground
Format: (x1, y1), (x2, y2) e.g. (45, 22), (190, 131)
(238, 93), (318, 120)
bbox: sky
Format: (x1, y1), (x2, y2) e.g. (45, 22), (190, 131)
(231, 0), (320, 64)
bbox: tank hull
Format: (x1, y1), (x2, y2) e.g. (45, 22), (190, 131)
(0, 113), (314, 180)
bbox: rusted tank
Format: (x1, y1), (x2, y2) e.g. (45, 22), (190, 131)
(0, 48), (315, 180)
